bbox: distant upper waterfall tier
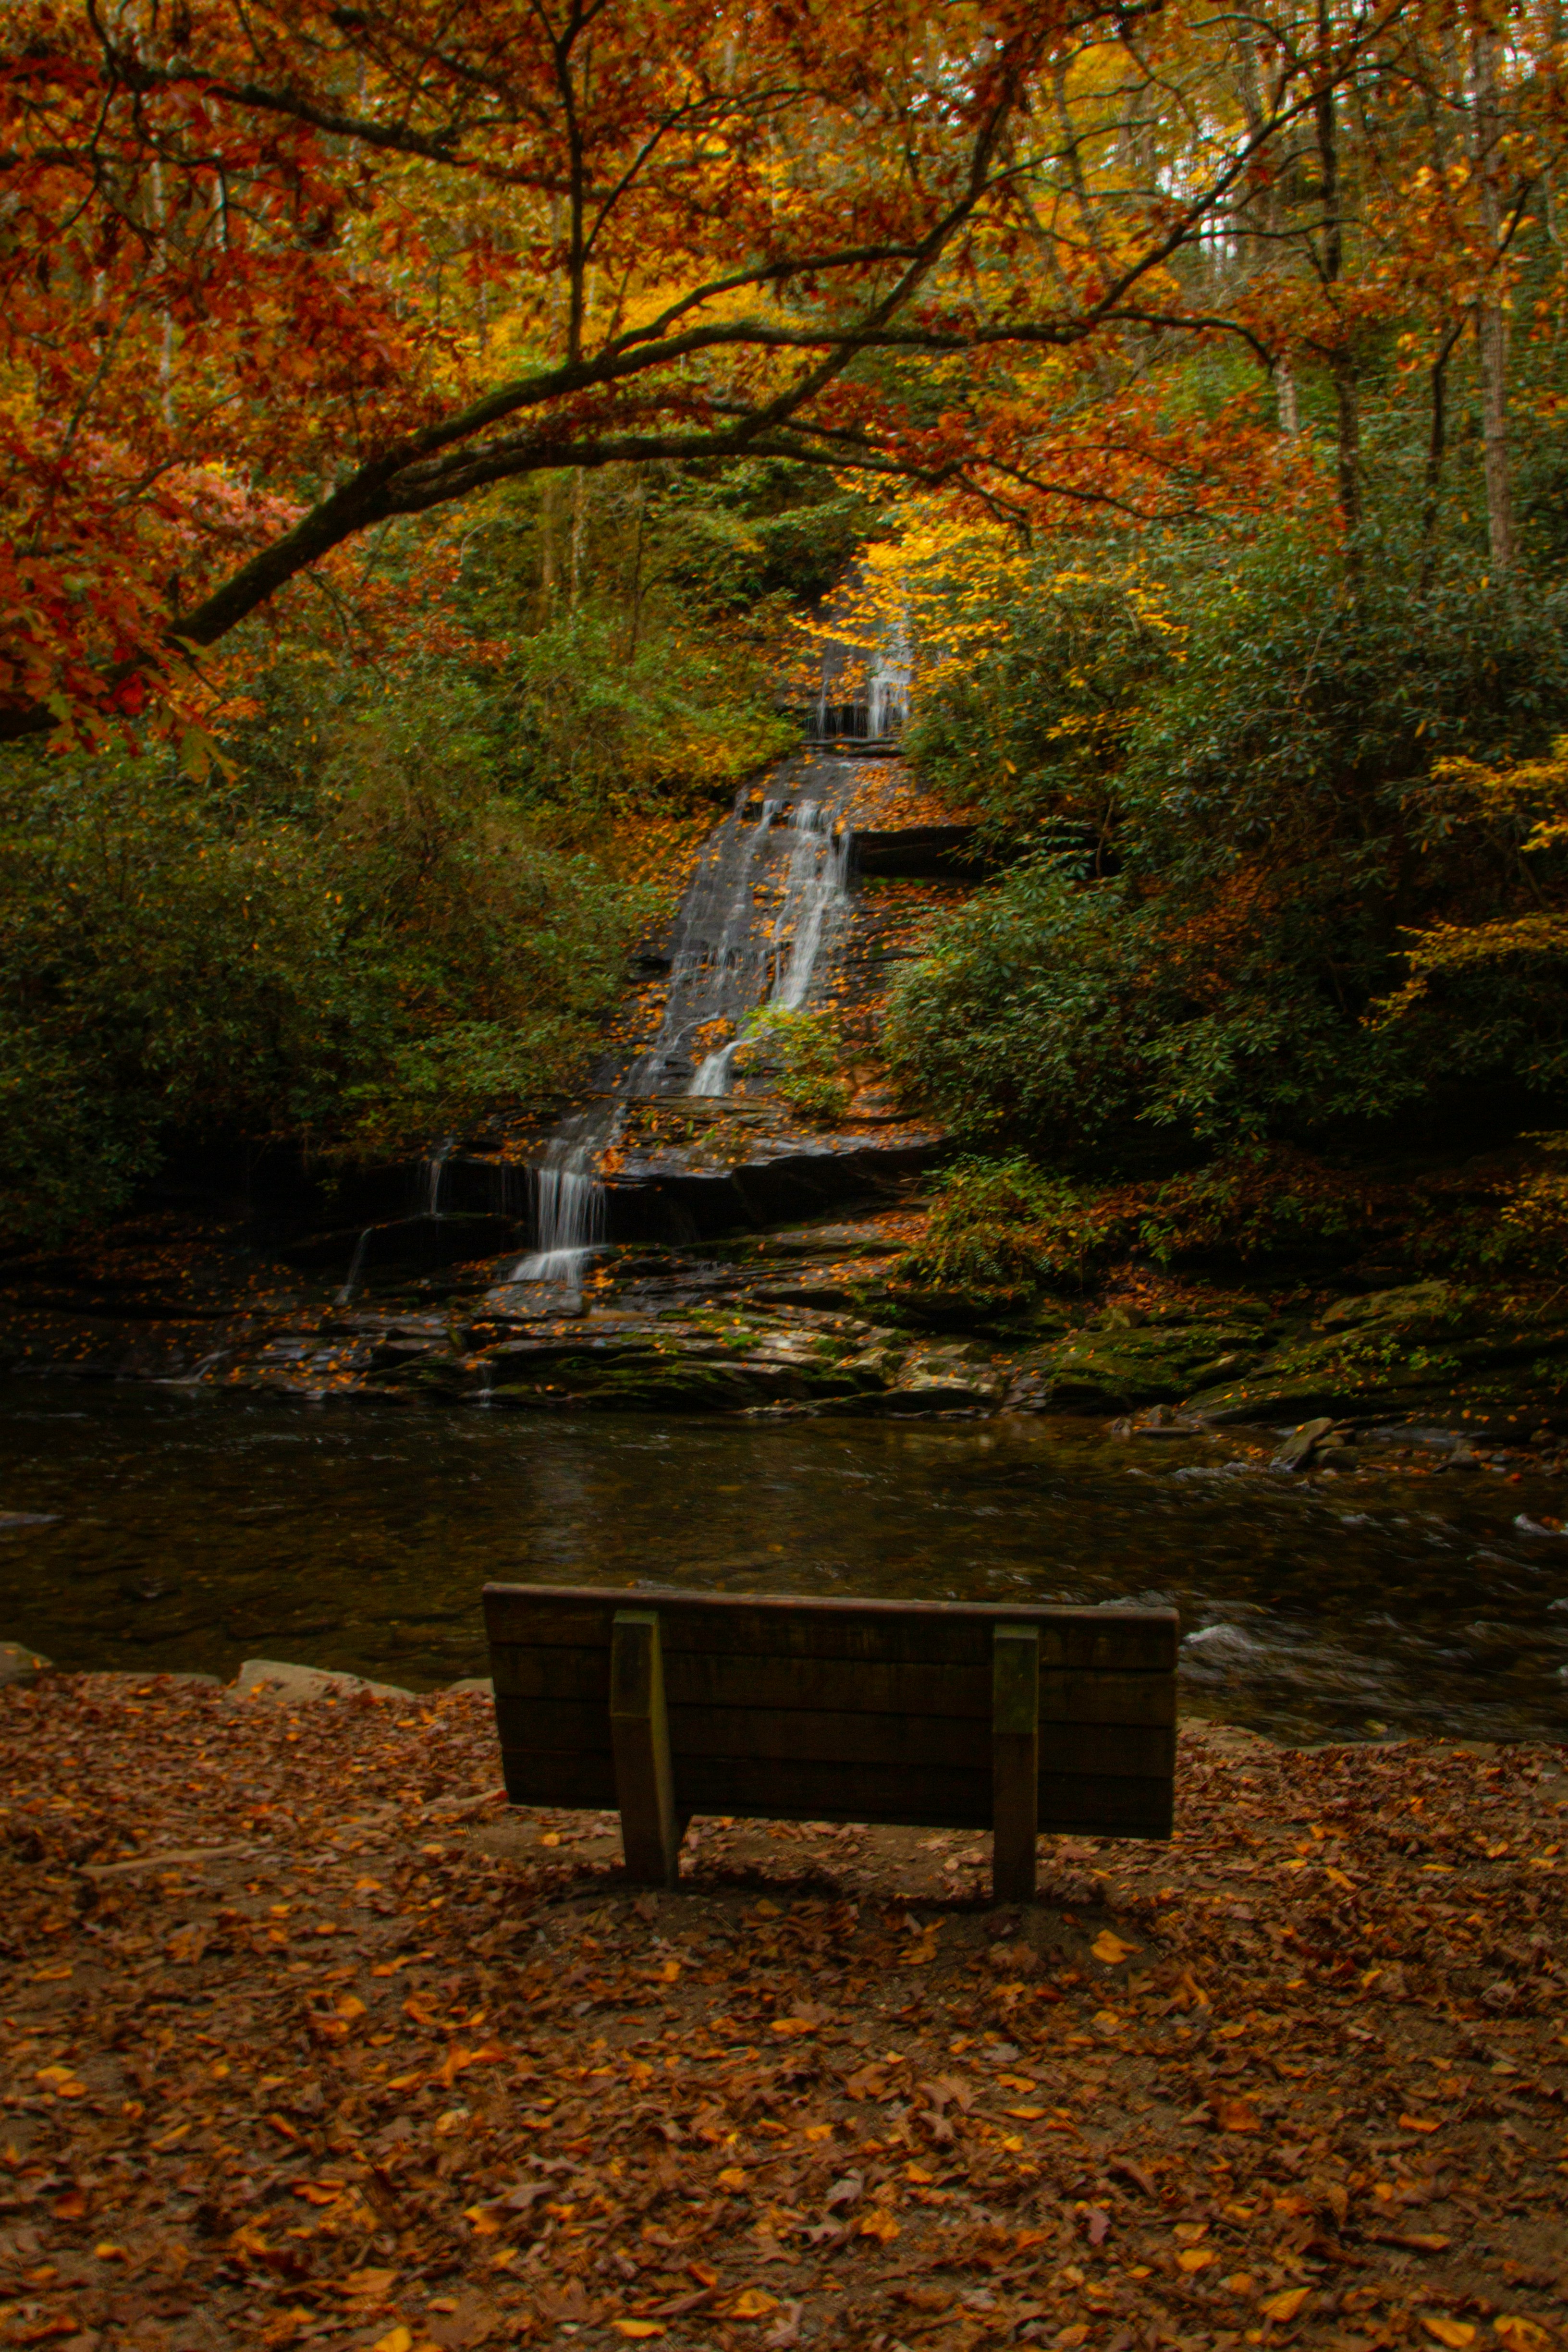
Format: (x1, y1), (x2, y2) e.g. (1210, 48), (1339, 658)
(812, 610), (910, 746)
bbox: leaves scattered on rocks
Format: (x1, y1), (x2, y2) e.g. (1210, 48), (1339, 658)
(1, 1684), (1565, 2351)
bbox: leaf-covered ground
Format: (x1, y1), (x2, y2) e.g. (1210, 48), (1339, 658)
(1, 1683), (1564, 2352)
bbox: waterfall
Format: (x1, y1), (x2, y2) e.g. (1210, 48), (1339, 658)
(508, 1105), (613, 1291)
(335, 1225), (373, 1307)
(812, 600), (909, 744)
(421, 1136), (454, 1218)
(335, 1134), (458, 1305)
(513, 709), (882, 1283)
(772, 801), (851, 1009)
(629, 792), (779, 1099)
(688, 798), (850, 1096)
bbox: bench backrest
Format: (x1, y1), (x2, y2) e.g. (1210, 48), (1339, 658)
(483, 1584), (1177, 1841)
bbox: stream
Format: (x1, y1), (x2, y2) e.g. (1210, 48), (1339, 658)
(3, 1382), (1567, 1745)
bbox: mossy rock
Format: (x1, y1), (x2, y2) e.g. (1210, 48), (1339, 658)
(1320, 1282), (1482, 1341)
(879, 1282), (1036, 1330)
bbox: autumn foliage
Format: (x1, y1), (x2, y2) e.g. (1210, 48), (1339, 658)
(13, 0), (1546, 748)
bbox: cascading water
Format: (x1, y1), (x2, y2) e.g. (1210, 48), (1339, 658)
(512, 597), (909, 1284)
(337, 1135), (458, 1304)
(687, 797), (851, 1095)
(335, 1227), (373, 1308)
(421, 1137), (455, 1218)
(813, 609), (910, 744)
(507, 1107), (613, 1292)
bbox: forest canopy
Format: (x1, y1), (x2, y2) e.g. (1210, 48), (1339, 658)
(5, 0), (1568, 1236)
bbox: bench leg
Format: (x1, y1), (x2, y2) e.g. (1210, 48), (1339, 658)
(610, 1609), (680, 1887)
(992, 1623), (1040, 1903)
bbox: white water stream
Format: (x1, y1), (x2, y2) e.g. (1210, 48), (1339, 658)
(510, 757), (860, 1289)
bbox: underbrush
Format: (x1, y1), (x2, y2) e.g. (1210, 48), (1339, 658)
(899, 1143), (1568, 1293)
(736, 1006), (851, 1125)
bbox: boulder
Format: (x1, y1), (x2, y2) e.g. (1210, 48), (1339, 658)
(0, 1640), (52, 1687)
(478, 1282), (588, 1321)
(233, 1658), (417, 1702)
(1270, 1415), (1338, 1471)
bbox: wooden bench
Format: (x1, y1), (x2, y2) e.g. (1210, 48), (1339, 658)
(483, 1584), (1178, 1901)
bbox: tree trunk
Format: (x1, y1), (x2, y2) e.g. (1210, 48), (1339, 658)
(1472, 24), (1516, 592)
(1420, 323), (1464, 592)
(1314, 7), (1361, 575)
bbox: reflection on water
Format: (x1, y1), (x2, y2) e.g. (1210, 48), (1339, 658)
(2, 1384), (1567, 1744)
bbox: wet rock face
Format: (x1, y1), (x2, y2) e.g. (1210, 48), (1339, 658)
(11, 1203), (1568, 1445)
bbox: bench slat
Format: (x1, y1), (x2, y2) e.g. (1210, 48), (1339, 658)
(484, 1585), (1177, 1673)
(490, 1647), (1175, 1725)
(495, 1694), (1174, 1778)
(498, 1746), (1174, 1836)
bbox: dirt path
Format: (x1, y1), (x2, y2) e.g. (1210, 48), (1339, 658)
(1, 1682), (1564, 2352)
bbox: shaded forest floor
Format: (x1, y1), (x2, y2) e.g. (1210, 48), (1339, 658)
(0, 1681), (1565, 2352)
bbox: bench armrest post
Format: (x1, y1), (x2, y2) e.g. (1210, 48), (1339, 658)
(992, 1624), (1040, 1903)
(610, 1610), (680, 1887)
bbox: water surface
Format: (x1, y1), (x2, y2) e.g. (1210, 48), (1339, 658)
(2, 1384), (1566, 1745)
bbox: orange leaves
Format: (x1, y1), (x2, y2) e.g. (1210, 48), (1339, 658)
(33, 2064), (86, 2100)
(1090, 1928), (1138, 1964)
(1260, 2287), (1313, 2325)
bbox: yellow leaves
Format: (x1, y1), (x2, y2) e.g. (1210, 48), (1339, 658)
(1178, 2248), (1216, 2273)
(1399, 2113), (1443, 2134)
(727, 2288), (779, 2318)
(1420, 2320), (1477, 2349)
(1004, 2105), (1046, 2119)
(1260, 2287), (1312, 2324)
(1494, 2320), (1554, 2352)
(34, 2065), (86, 2099)
(1213, 2098), (1261, 2133)
(340, 2269), (400, 2300)
(856, 2212), (900, 2244)
(611, 2326), (667, 2342)
(370, 2329), (415, 2352)
(1091, 1930), (1138, 1964)
(717, 2167), (749, 2192)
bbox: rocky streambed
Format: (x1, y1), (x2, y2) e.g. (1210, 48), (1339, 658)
(9, 1204), (1568, 1495)
(8, 1209), (1568, 1465)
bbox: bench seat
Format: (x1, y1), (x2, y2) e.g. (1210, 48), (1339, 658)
(483, 1583), (1178, 1900)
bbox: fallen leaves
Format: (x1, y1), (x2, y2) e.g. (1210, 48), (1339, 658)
(1260, 2286), (1313, 2323)
(1091, 1928), (1139, 1964)
(1495, 2319), (1556, 2352)
(1, 1678), (1564, 2352)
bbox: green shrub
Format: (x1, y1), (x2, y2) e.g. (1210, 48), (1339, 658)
(0, 673), (650, 1241)
(891, 531), (1568, 1156)
(738, 1005), (851, 1125)
(897, 1155), (1126, 1290)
